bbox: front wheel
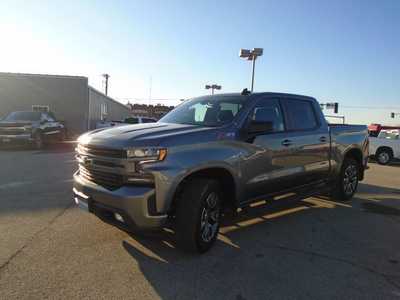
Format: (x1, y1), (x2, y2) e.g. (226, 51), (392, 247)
(331, 158), (359, 201)
(59, 129), (67, 141)
(33, 133), (44, 150)
(175, 179), (222, 253)
(376, 149), (392, 165)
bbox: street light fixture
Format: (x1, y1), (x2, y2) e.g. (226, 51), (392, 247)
(205, 84), (221, 95)
(102, 73), (110, 96)
(239, 48), (263, 92)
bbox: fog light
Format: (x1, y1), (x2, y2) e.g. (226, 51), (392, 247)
(114, 213), (124, 223)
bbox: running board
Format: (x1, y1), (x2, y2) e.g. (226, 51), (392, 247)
(238, 180), (331, 210)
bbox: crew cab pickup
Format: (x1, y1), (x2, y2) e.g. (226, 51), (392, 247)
(0, 111), (66, 149)
(369, 129), (400, 165)
(73, 92), (369, 253)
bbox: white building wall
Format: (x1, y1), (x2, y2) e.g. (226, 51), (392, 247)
(88, 87), (131, 130)
(0, 72), (89, 136)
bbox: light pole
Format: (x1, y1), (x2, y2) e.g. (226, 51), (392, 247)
(239, 48), (263, 92)
(102, 74), (110, 96)
(205, 84), (221, 95)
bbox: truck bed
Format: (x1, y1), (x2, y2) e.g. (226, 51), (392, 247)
(329, 124), (369, 174)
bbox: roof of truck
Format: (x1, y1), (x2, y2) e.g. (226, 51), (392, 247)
(199, 92), (316, 101)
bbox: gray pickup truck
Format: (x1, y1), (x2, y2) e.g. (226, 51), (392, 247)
(0, 111), (66, 149)
(73, 92), (369, 253)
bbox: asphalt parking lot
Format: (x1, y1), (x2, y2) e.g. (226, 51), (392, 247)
(0, 146), (399, 299)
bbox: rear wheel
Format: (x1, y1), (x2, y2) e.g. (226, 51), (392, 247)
(331, 158), (359, 201)
(376, 148), (392, 165)
(175, 179), (222, 253)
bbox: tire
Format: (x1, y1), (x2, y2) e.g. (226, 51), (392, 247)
(59, 129), (67, 141)
(33, 132), (44, 150)
(376, 148), (392, 165)
(175, 178), (222, 253)
(331, 158), (359, 201)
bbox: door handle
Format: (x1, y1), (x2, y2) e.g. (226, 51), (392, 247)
(281, 139), (293, 147)
(319, 136), (327, 142)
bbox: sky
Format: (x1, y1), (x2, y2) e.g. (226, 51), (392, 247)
(0, 0), (399, 125)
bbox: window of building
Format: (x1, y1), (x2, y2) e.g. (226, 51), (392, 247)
(32, 105), (50, 112)
(101, 103), (108, 120)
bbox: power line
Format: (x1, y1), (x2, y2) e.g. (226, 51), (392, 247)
(117, 97), (180, 102)
(341, 105), (400, 110)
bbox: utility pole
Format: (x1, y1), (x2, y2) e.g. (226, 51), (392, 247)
(149, 76), (152, 106)
(102, 74), (110, 96)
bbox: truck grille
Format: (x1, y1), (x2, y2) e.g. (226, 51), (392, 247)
(77, 144), (126, 158)
(79, 165), (124, 190)
(0, 127), (26, 135)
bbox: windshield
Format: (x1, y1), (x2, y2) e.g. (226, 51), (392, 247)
(159, 96), (247, 127)
(4, 111), (41, 122)
(378, 130), (399, 140)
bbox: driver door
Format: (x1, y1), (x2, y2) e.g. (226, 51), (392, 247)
(241, 97), (301, 201)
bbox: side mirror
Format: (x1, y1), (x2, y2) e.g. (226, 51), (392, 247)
(248, 121), (274, 134)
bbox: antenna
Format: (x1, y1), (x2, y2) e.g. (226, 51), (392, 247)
(241, 88), (251, 95)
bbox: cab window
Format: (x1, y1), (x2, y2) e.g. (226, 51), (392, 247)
(251, 98), (285, 133)
(283, 99), (318, 131)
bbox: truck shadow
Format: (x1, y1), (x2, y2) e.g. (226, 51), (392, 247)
(369, 159), (400, 168)
(32, 141), (76, 154)
(121, 182), (400, 299)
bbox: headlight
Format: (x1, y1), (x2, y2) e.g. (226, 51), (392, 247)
(126, 147), (167, 162)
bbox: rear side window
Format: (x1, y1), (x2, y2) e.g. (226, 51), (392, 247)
(284, 99), (318, 130)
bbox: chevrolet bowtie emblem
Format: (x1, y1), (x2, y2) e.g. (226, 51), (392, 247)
(83, 157), (93, 166)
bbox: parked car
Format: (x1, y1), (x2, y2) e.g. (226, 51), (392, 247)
(369, 129), (400, 165)
(368, 123), (400, 137)
(0, 111), (66, 149)
(73, 92), (369, 253)
(96, 116), (157, 129)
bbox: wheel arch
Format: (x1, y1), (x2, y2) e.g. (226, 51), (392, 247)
(32, 127), (43, 136)
(343, 147), (364, 180)
(169, 166), (237, 215)
(376, 146), (394, 157)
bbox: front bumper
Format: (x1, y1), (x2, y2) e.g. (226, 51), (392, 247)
(73, 171), (167, 231)
(0, 134), (32, 146)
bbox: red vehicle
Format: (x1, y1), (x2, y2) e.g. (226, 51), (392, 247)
(368, 124), (400, 137)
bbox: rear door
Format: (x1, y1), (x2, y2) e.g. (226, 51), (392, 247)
(280, 97), (330, 185)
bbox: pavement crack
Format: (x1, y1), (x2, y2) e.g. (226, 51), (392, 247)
(0, 202), (74, 274)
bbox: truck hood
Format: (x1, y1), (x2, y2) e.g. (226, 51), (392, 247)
(79, 122), (219, 148)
